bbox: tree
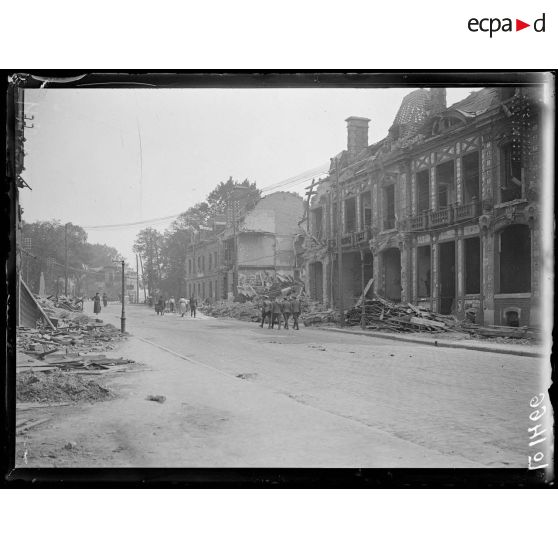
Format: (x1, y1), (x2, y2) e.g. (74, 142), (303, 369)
(20, 219), (122, 296)
(133, 227), (164, 297)
(85, 243), (121, 268)
(134, 177), (260, 299)
(206, 177), (260, 218)
(160, 228), (190, 298)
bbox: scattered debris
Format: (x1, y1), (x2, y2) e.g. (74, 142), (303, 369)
(343, 294), (458, 332)
(236, 373), (257, 380)
(301, 301), (339, 326)
(16, 294), (135, 407)
(203, 301), (261, 322)
(146, 395), (166, 403)
(17, 319), (128, 358)
(302, 291), (538, 343)
(16, 369), (114, 403)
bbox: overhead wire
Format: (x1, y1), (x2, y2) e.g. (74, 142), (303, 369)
(81, 164), (330, 231)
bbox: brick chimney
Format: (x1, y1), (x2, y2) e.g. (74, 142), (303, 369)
(428, 88), (447, 116)
(345, 116), (370, 161)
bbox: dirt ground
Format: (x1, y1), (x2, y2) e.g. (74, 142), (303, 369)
(13, 303), (547, 469)
(17, 369), (114, 403)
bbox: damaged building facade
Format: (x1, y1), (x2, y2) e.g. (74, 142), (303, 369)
(303, 87), (542, 327)
(184, 191), (304, 301)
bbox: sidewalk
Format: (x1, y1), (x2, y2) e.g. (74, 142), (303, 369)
(318, 325), (546, 358)
(90, 302), (546, 359)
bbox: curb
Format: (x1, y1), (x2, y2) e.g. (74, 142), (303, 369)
(318, 327), (545, 359)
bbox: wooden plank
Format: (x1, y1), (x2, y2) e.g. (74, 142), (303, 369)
(410, 316), (448, 329)
(17, 366), (60, 373)
(20, 278), (56, 329)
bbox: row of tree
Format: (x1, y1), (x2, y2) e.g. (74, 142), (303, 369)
(133, 177), (260, 297)
(20, 219), (123, 297)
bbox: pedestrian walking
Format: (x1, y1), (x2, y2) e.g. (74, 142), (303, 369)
(269, 297), (282, 329)
(260, 296), (271, 328)
(291, 296), (301, 330)
(156, 295), (165, 315)
(178, 296), (187, 317)
(189, 295), (197, 318)
(169, 296), (175, 313)
(281, 296), (291, 329)
(93, 292), (102, 315)
(102, 292), (108, 307)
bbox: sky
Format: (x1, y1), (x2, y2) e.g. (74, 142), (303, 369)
(20, 87), (479, 264)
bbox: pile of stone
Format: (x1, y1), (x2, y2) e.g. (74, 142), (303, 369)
(17, 318), (127, 358)
(17, 368), (115, 403)
(300, 301), (339, 326)
(33, 295), (85, 327)
(17, 314), (133, 405)
(202, 301), (261, 322)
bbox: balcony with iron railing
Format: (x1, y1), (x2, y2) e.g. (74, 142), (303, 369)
(454, 198), (480, 222)
(410, 213), (428, 231)
(408, 199), (480, 231)
(430, 206), (451, 226)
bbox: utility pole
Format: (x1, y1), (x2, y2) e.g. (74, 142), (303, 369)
(113, 259), (126, 333)
(333, 158), (344, 327)
(138, 253), (147, 303)
(64, 222), (68, 296)
(136, 253), (140, 304)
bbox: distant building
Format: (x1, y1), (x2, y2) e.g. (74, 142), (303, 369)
(88, 265), (141, 302)
(303, 87), (543, 327)
(184, 234), (222, 302)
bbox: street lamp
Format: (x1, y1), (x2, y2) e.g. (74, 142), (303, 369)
(113, 259), (126, 333)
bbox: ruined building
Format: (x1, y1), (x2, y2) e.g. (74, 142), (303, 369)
(185, 191), (304, 301)
(302, 87), (543, 327)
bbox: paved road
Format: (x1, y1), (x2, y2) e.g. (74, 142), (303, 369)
(18, 303), (544, 468)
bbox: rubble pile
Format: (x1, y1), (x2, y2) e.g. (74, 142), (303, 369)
(463, 323), (538, 341)
(344, 294), (537, 340)
(34, 295), (84, 326)
(17, 319), (128, 356)
(302, 292), (537, 341)
(345, 295), (458, 332)
(202, 301), (261, 322)
(16, 369), (114, 403)
(236, 274), (304, 301)
(301, 301), (339, 326)
(16, 296), (134, 404)
(266, 274), (303, 300)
